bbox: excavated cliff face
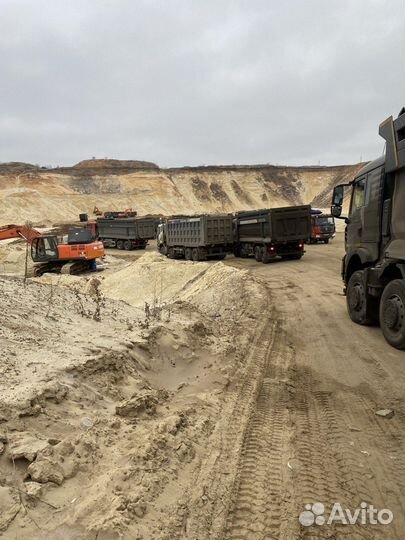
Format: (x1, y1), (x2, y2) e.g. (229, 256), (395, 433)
(0, 159), (365, 225)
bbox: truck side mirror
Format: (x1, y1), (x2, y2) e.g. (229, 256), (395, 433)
(331, 185), (345, 219)
(332, 185), (344, 206)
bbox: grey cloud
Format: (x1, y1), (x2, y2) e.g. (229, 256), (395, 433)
(0, 0), (404, 166)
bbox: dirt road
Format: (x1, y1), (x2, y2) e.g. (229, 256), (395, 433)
(1, 235), (403, 540)
(181, 234), (405, 540)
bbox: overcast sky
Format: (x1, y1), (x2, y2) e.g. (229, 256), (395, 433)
(0, 0), (404, 167)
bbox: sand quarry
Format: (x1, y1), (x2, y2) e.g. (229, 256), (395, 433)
(0, 227), (404, 538)
(0, 235), (404, 540)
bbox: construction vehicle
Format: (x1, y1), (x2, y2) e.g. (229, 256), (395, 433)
(80, 213), (158, 250)
(92, 206), (136, 218)
(331, 107), (405, 349)
(157, 214), (233, 261)
(96, 216), (157, 249)
(0, 224), (104, 275)
(233, 205), (311, 262)
(309, 210), (336, 244)
(0, 224), (43, 243)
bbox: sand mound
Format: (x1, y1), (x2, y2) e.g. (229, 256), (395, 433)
(0, 241), (33, 274)
(101, 252), (263, 322)
(0, 253), (268, 540)
(101, 251), (209, 307)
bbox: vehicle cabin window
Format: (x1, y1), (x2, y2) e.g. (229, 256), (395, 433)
(350, 177), (367, 214)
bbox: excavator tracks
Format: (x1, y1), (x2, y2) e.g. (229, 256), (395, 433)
(33, 260), (93, 276)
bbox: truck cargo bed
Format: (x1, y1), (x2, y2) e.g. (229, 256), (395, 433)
(165, 214), (233, 247)
(235, 205), (311, 243)
(97, 216), (158, 249)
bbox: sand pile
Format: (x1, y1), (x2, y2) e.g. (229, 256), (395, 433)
(0, 240), (34, 275)
(0, 250), (268, 540)
(100, 252), (264, 319)
(101, 251), (210, 307)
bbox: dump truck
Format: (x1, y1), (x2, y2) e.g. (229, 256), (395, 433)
(309, 210), (336, 244)
(331, 107), (405, 349)
(96, 216), (157, 250)
(157, 214), (233, 261)
(233, 205), (311, 262)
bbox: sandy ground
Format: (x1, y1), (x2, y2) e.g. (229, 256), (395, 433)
(0, 235), (404, 540)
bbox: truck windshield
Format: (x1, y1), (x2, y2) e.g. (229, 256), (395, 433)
(316, 217), (331, 225)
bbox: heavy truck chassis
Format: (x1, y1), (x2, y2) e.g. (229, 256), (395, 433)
(332, 107), (405, 349)
(162, 244), (227, 261)
(234, 240), (305, 262)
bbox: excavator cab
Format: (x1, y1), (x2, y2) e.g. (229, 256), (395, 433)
(31, 236), (59, 262)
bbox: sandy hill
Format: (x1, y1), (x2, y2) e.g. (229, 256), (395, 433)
(0, 159), (364, 225)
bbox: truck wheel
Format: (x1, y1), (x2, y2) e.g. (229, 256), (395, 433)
(185, 248), (192, 260)
(324, 239), (329, 244)
(379, 280), (405, 350)
(346, 270), (377, 326)
(124, 240), (132, 250)
(192, 248), (200, 262)
(116, 240), (124, 250)
(167, 247), (175, 259)
(254, 246), (262, 262)
(159, 244), (167, 256)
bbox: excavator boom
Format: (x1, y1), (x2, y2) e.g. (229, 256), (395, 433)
(0, 224), (42, 242)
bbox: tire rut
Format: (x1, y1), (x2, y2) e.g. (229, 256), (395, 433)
(223, 322), (297, 540)
(176, 301), (281, 540)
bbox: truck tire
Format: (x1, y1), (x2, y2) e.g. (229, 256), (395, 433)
(185, 248), (192, 260)
(346, 270), (377, 326)
(379, 280), (405, 350)
(254, 246), (263, 262)
(116, 240), (124, 250)
(324, 238), (329, 244)
(167, 247), (175, 259)
(159, 244), (167, 256)
(192, 248), (200, 262)
(124, 240), (132, 250)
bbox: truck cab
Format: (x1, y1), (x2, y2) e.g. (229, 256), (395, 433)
(309, 212), (336, 244)
(331, 108), (405, 349)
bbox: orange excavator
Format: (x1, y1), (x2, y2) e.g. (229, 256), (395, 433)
(0, 224), (104, 275)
